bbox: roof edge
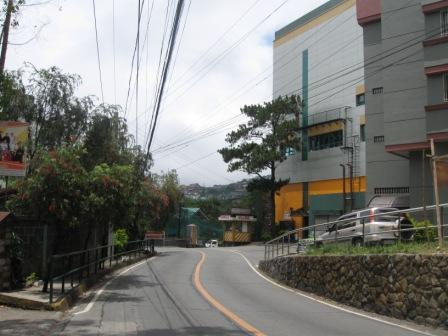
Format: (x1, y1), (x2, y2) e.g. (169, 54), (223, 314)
(274, 0), (347, 41)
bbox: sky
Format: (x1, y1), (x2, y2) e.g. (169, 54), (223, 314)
(8, 0), (327, 186)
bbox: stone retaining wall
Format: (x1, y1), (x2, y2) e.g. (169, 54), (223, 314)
(259, 254), (448, 329)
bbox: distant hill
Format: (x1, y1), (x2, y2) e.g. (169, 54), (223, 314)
(181, 179), (249, 200)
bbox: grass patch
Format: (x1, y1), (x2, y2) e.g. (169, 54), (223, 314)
(305, 241), (448, 256)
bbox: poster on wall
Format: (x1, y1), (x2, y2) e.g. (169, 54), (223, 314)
(0, 121), (29, 177)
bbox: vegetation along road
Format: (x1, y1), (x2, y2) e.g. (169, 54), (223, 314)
(52, 245), (444, 336)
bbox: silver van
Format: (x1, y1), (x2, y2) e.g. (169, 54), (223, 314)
(315, 207), (412, 246)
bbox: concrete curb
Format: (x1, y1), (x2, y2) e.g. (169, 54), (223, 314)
(0, 292), (52, 310)
(0, 253), (155, 311)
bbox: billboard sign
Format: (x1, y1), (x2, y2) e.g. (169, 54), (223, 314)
(0, 121), (29, 177)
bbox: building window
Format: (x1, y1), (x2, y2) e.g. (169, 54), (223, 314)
(372, 87), (383, 95)
(374, 187), (409, 195)
(309, 130), (343, 151)
(444, 72), (448, 102)
(356, 93), (365, 106)
(442, 9), (448, 36)
(360, 124), (366, 142)
(373, 135), (384, 143)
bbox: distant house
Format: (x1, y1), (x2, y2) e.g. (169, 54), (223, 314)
(219, 208), (256, 245)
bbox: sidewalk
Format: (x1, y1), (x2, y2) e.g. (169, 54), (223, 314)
(0, 305), (65, 336)
(0, 253), (153, 311)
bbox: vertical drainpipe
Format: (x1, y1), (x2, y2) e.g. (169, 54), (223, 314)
(340, 164), (346, 214)
(301, 49), (309, 233)
(301, 49), (309, 162)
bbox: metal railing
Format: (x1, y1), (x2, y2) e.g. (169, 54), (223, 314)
(307, 107), (348, 126)
(46, 239), (153, 303)
(265, 203), (448, 261)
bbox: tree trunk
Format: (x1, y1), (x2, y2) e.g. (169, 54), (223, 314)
(0, 0), (13, 75)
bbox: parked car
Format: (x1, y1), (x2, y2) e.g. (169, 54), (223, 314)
(315, 207), (413, 247)
(205, 239), (219, 248)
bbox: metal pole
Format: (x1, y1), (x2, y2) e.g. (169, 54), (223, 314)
(281, 236), (284, 255)
(340, 164), (346, 213)
(423, 149), (427, 220)
(430, 139), (443, 247)
(362, 219), (365, 246)
(287, 234), (290, 254)
(347, 163), (354, 212)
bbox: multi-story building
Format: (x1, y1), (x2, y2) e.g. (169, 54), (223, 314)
(357, 0), (448, 209)
(273, 0), (367, 231)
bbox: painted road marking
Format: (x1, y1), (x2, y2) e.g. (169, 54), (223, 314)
(230, 250), (435, 336)
(73, 258), (154, 315)
(193, 251), (267, 336)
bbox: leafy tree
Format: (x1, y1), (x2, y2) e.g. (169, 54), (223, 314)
(82, 104), (132, 170)
(219, 95), (303, 230)
(8, 146), (87, 230)
(25, 65), (93, 156)
(0, 70), (35, 121)
(154, 170), (183, 227)
(133, 178), (169, 233)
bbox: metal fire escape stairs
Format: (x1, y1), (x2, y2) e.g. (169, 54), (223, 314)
(341, 107), (361, 212)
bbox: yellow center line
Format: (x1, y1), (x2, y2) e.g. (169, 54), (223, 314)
(193, 251), (267, 336)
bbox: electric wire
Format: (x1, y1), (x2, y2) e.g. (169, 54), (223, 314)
(112, 0), (117, 105)
(153, 25), (442, 158)
(145, 0), (185, 157)
(92, 0), (104, 104)
(161, 0), (290, 108)
(124, 0), (146, 118)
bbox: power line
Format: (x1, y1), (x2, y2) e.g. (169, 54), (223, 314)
(153, 25), (442, 159)
(92, 0), (104, 104)
(144, 0), (175, 151)
(136, 0), (142, 145)
(124, 0), (146, 118)
(157, 8), (351, 148)
(112, 0), (117, 105)
(175, 151), (217, 170)
(165, 0), (191, 93)
(173, 0), (260, 85)
(162, 0), (290, 108)
(145, 0), (185, 155)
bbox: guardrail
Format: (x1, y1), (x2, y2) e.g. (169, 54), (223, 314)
(45, 239), (153, 303)
(264, 203), (448, 261)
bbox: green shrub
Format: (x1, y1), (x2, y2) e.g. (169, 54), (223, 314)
(113, 229), (129, 253)
(25, 272), (38, 286)
(409, 217), (437, 243)
(261, 232), (272, 242)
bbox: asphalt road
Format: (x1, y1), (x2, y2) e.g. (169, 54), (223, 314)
(56, 246), (445, 336)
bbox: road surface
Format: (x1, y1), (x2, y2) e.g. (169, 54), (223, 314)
(57, 246), (444, 336)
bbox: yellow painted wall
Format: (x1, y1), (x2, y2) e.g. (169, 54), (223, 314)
(275, 177), (366, 224)
(308, 121), (343, 137)
(275, 183), (303, 224)
(309, 177), (366, 195)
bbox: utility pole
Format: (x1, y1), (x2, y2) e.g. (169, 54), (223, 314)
(430, 139), (443, 248)
(0, 0), (14, 75)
